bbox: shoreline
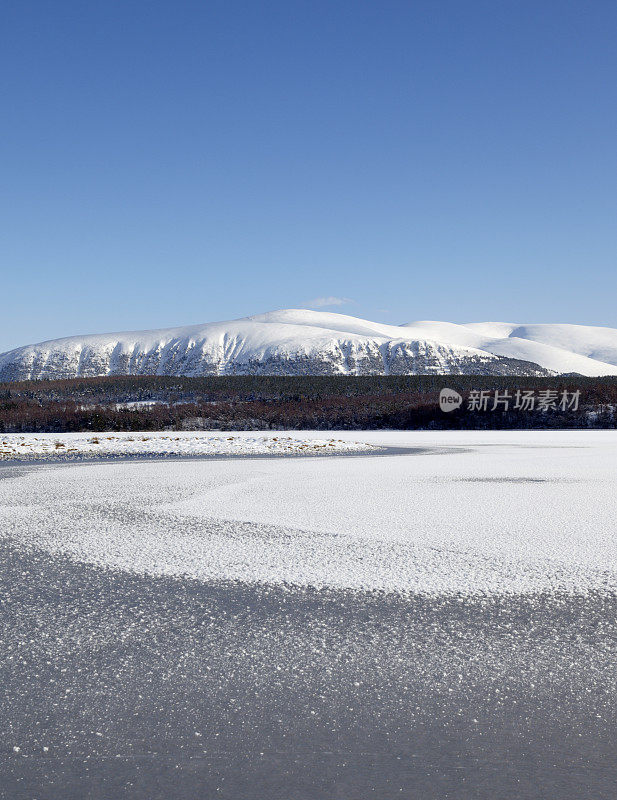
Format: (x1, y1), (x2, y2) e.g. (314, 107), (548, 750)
(0, 443), (454, 468)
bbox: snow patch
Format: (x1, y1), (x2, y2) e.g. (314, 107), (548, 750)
(0, 432), (377, 461)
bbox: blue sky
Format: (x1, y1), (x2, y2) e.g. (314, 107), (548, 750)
(2, 0), (617, 352)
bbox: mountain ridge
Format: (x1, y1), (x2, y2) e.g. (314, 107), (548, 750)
(1, 309), (616, 380)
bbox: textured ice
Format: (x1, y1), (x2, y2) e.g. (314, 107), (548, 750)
(1, 431), (616, 595)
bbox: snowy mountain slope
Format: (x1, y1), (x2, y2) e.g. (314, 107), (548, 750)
(0, 309), (553, 380)
(464, 323), (617, 367)
(402, 320), (617, 376)
(1, 308), (615, 380)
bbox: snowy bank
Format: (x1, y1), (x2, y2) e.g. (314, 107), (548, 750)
(0, 432), (377, 461)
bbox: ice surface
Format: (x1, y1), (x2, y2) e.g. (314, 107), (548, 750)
(1, 431), (616, 595)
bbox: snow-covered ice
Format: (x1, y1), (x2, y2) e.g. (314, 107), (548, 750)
(3, 430), (617, 799)
(1, 430), (616, 595)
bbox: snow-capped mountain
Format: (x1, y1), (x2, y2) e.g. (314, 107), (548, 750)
(1, 309), (616, 381)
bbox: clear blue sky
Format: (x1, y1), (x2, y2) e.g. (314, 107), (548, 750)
(2, 0), (616, 352)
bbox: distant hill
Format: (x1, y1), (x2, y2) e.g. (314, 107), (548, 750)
(2, 309), (617, 380)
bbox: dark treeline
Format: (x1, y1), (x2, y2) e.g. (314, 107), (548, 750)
(1, 375), (617, 432)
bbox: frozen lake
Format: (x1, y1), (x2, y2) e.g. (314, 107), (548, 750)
(1, 431), (616, 798)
